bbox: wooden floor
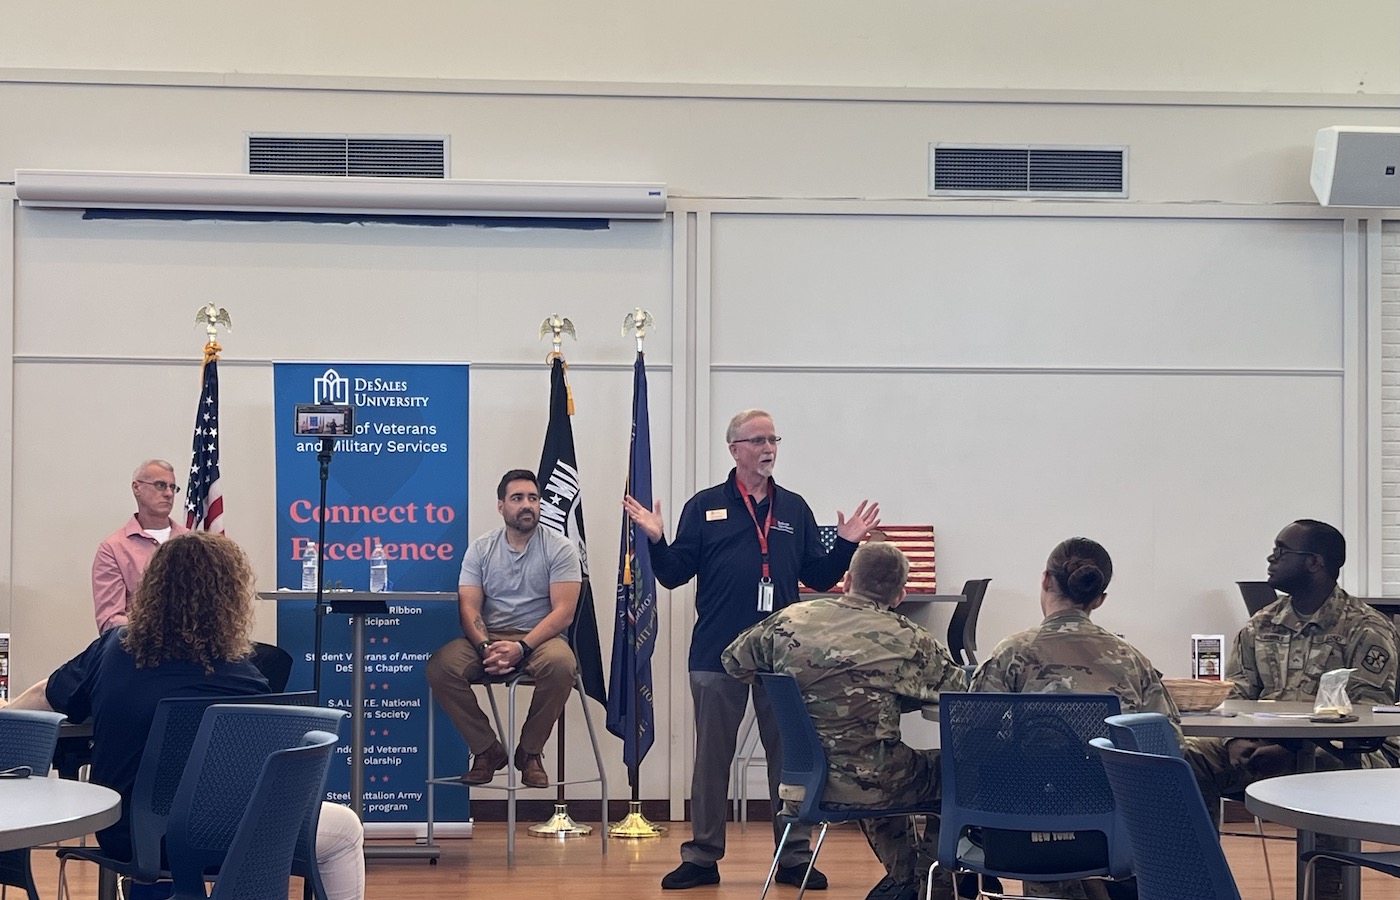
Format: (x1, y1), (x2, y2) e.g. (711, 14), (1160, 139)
(26, 820), (1400, 899)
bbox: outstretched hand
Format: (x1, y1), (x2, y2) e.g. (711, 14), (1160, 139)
(835, 500), (881, 542)
(623, 495), (665, 542)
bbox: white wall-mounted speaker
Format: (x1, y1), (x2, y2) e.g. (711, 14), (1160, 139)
(1311, 126), (1400, 207)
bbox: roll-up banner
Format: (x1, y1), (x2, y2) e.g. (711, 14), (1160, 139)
(273, 361), (470, 825)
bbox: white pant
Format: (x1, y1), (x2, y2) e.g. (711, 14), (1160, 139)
(315, 803), (366, 900)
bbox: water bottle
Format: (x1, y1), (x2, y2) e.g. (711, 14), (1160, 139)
(369, 539), (388, 593)
(301, 541), (318, 591)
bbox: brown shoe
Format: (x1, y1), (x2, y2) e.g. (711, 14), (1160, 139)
(460, 742), (507, 785)
(514, 745), (550, 788)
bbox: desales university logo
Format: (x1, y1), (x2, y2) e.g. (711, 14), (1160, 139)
(312, 368), (430, 409)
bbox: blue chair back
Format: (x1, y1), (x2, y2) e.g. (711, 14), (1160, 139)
(122, 691), (322, 878)
(1105, 712), (1182, 759)
(168, 729), (338, 900)
(0, 710), (65, 900)
(0, 709), (64, 772)
(1092, 738), (1242, 900)
(937, 692), (1130, 881)
(163, 703), (347, 894)
(755, 672), (828, 821)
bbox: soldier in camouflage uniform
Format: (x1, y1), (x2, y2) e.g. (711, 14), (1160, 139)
(971, 537), (1168, 900)
(1194, 520), (1400, 900)
(723, 541), (968, 900)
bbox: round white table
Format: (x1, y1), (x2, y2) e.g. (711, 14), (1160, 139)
(1247, 768), (1400, 845)
(1182, 700), (1400, 900)
(0, 777), (120, 852)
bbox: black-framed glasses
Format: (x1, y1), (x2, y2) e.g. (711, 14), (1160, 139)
(732, 436), (782, 447)
(136, 480), (182, 494)
(1269, 544), (1313, 561)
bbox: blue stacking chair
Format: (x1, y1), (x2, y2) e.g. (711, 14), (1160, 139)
(55, 692), (324, 900)
(1104, 712), (1182, 758)
(0, 709), (65, 900)
(1092, 738), (1242, 900)
(160, 704), (347, 900)
(756, 672), (943, 900)
(167, 728), (339, 900)
(932, 692), (1131, 900)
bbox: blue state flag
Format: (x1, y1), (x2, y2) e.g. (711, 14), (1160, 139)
(607, 351), (657, 770)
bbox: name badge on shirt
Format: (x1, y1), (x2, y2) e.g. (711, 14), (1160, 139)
(757, 578), (774, 613)
(705, 508), (728, 521)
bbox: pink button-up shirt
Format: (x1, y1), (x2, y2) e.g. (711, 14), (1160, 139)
(92, 515), (188, 633)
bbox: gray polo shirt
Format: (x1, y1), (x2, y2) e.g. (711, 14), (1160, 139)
(459, 525), (581, 632)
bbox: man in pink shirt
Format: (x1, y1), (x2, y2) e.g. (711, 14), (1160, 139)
(92, 459), (188, 633)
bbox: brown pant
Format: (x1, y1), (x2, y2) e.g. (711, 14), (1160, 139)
(425, 632), (577, 756)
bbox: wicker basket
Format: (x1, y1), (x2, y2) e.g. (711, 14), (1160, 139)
(1163, 678), (1232, 712)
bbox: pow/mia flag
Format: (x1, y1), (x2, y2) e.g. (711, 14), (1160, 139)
(537, 356), (607, 707)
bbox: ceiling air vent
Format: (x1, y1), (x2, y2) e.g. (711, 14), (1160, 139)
(930, 144), (1126, 198)
(248, 134), (448, 178)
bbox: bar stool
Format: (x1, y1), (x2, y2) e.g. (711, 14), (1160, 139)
(425, 669), (608, 865)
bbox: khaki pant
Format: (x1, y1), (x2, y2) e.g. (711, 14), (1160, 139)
(425, 632), (576, 755)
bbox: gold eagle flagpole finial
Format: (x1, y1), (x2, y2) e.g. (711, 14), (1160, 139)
(621, 308), (654, 354)
(539, 315), (576, 362)
(539, 315), (577, 414)
(194, 303), (232, 362)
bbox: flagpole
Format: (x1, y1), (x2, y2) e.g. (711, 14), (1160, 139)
(529, 315), (598, 839)
(609, 309), (665, 839)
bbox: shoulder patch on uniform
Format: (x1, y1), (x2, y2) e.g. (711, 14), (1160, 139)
(705, 508), (727, 521)
(1363, 644), (1391, 674)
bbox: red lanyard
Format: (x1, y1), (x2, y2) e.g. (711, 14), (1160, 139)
(737, 479), (774, 580)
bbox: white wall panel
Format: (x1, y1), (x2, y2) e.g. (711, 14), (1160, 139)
(2, 0), (1397, 94)
(710, 215), (1344, 370)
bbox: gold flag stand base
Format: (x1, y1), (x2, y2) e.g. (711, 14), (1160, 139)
(608, 801), (667, 838)
(528, 803), (594, 838)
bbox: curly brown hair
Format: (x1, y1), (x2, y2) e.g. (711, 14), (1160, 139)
(122, 532), (255, 673)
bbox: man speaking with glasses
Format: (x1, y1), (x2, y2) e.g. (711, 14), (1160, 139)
(91, 459), (188, 633)
(624, 408), (880, 892)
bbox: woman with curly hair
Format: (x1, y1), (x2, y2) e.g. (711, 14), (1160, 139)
(4, 532), (364, 900)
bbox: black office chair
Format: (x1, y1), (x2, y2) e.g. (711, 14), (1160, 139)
(249, 642), (294, 693)
(946, 578), (991, 665)
(1236, 581), (1279, 617)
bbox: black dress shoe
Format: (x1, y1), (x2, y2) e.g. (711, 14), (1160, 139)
(661, 862), (720, 890)
(776, 863), (828, 890)
(865, 875), (919, 900)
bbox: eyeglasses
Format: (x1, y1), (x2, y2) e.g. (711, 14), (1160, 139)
(136, 480), (182, 494)
(732, 436), (782, 447)
(1268, 544), (1314, 561)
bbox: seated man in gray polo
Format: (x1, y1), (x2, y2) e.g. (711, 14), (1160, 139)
(426, 468), (581, 789)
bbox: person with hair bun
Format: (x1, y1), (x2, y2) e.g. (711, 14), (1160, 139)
(971, 537), (1180, 723)
(971, 538), (1176, 899)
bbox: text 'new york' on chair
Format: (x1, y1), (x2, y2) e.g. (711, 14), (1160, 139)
(756, 672), (943, 900)
(0, 709), (66, 900)
(166, 723), (340, 900)
(55, 692), (324, 900)
(1091, 737), (1242, 900)
(931, 692), (1131, 900)
(424, 634), (609, 866)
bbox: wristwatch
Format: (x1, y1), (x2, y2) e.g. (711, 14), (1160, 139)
(517, 639), (534, 661)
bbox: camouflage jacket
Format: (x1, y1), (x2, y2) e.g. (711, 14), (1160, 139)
(1226, 585), (1399, 705)
(971, 608), (1182, 729)
(722, 592), (967, 805)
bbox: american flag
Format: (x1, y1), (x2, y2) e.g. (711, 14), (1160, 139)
(184, 350), (224, 534)
(813, 524), (937, 594)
